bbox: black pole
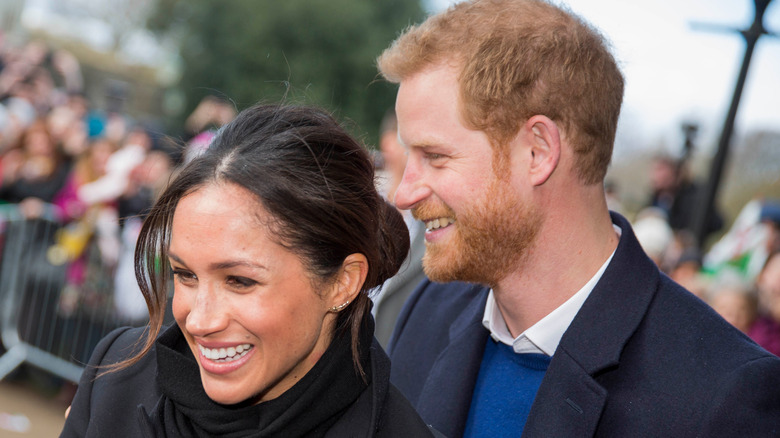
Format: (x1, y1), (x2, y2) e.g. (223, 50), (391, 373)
(692, 0), (774, 250)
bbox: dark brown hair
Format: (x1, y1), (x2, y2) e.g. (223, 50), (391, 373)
(109, 104), (409, 377)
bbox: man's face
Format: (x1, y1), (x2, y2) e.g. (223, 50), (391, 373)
(394, 64), (541, 286)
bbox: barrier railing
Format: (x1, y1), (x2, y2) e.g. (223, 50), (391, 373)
(0, 205), (133, 383)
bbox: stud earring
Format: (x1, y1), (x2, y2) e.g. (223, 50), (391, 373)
(329, 301), (350, 313)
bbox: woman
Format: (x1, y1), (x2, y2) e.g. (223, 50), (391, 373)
(749, 250), (780, 356)
(61, 104), (439, 437)
(0, 118), (71, 214)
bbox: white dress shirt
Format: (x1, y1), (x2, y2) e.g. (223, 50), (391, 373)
(482, 226), (622, 356)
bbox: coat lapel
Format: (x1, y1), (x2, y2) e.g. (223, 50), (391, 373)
(416, 286), (490, 438)
(521, 349), (608, 437)
(524, 212), (661, 437)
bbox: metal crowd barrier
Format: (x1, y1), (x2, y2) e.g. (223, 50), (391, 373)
(0, 205), (130, 383)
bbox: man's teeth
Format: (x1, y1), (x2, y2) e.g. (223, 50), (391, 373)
(425, 217), (455, 231)
(199, 344), (252, 362)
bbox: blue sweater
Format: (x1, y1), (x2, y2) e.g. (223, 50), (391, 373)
(463, 339), (551, 437)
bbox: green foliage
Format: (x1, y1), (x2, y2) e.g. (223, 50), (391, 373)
(148, 0), (425, 146)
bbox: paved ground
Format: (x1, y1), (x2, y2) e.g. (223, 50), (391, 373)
(0, 368), (70, 437)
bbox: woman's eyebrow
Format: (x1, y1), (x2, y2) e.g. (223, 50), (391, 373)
(168, 252), (268, 271)
(209, 260), (268, 271)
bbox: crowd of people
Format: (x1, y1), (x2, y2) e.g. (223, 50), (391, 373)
(629, 155), (780, 357)
(1, 1), (780, 434)
(0, 37), (177, 324)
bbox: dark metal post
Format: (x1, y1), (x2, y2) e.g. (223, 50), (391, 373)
(692, 0), (774, 250)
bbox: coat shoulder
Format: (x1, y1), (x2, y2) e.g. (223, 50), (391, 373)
(60, 326), (161, 438)
(390, 279), (487, 350)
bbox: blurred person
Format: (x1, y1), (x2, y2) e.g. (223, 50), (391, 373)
(47, 138), (118, 312)
(25, 66), (57, 114)
(0, 95), (36, 150)
(669, 249), (707, 299)
(61, 104), (438, 437)
(759, 201), (780, 262)
(182, 96), (237, 162)
(102, 112), (129, 146)
(0, 118), (71, 217)
(40, 93), (91, 159)
(50, 49), (84, 95)
(0, 42), (82, 115)
(182, 129), (216, 164)
(707, 279), (758, 334)
(51, 138), (117, 223)
(184, 95), (237, 139)
(46, 103), (78, 144)
(372, 109), (427, 347)
(646, 154), (723, 241)
(59, 115), (89, 159)
(65, 92), (89, 122)
(376, 0), (780, 436)
(59, 132), (124, 268)
(703, 198), (780, 285)
(113, 149), (174, 324)
(749, 251), (780, 357)
(77, 125), (151, 207)
(632, 207), (673, 268)
(0, 102), (10, 152)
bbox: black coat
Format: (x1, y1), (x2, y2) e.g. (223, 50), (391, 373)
(61, 325), (440, 437)
(388, 212), (780, 437)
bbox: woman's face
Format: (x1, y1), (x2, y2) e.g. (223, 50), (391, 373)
(169, 182), (336, 405)
(24, 127), (54, 157)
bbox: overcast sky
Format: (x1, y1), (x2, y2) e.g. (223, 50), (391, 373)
(425, 0), (780, 158)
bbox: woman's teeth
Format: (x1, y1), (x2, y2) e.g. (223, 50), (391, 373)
(425, 217), (455, 231)
(199, 344), (252, 362)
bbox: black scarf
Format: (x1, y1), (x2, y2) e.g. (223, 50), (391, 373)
(137, 320), (372, 437)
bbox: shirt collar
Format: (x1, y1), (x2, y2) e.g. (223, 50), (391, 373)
(482, 225), (622, 356)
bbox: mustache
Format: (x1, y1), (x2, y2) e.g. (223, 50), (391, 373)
(412, 200), (456, 222)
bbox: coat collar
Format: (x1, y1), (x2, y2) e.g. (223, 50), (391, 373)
(523, 212), (661, 437)
(558, 211), (659, 373)
(324, 338), (389, 437)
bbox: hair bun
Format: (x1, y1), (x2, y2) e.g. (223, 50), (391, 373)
(374, 198), (411, 286)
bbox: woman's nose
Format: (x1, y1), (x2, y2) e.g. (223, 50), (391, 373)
(184, 286), (229, 336)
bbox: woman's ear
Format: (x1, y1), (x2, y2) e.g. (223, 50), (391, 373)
(523, 115), (561, 186)
(327, 253), (368, 312)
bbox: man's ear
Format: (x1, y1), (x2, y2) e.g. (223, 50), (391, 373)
(327, 253), (368, 312)
(523, 115), (561, 186)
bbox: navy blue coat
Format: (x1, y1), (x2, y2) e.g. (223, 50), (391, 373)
(388, 212), (780, 437)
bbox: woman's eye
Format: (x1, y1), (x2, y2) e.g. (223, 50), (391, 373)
(226, 276), (257, 288)
(172, 269), (197, 284)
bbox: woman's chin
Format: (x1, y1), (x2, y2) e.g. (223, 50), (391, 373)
(203, 383), (255, 406)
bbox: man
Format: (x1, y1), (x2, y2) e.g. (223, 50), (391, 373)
(372, 109), (427, 347)
(376, 1), (780, 437)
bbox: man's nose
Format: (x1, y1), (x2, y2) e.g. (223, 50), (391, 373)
(393, 159), (430, 210)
